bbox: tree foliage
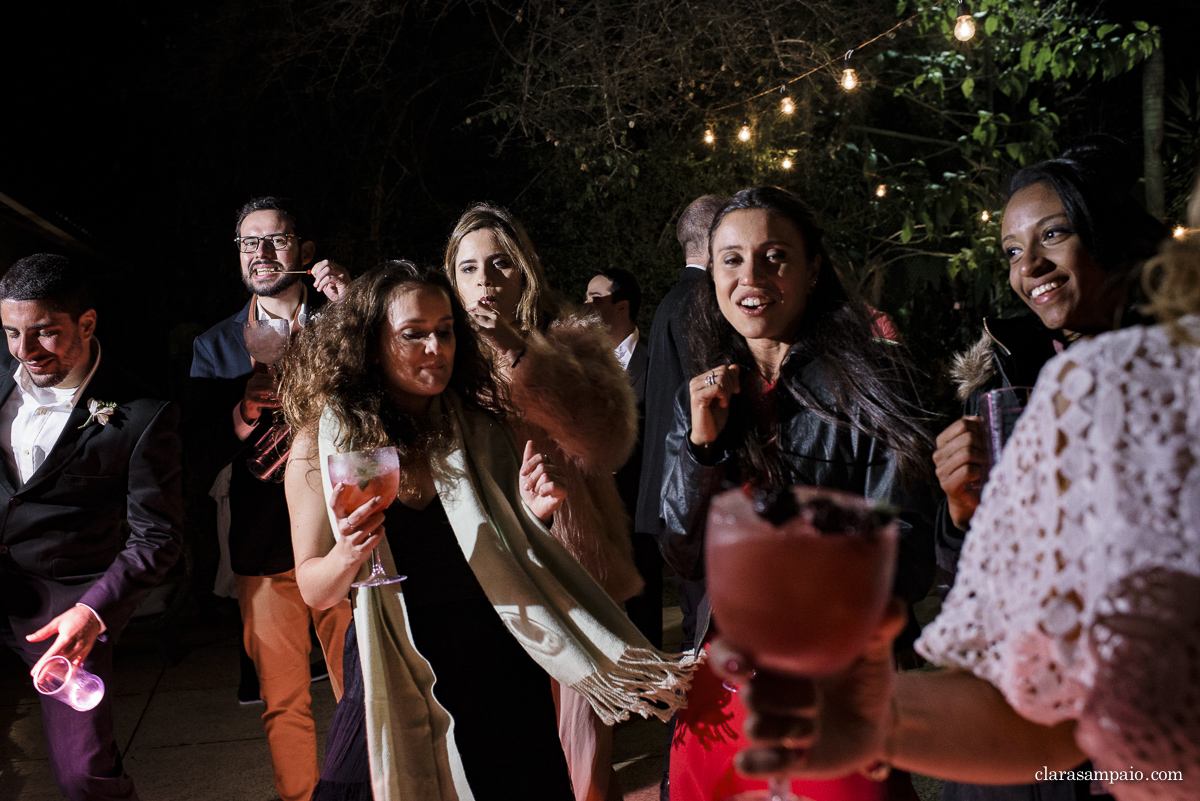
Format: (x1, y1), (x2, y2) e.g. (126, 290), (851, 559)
(476, 0), (1164, 408)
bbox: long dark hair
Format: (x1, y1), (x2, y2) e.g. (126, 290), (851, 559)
(688, 186), (933, 484)
(280, 260), (505, 462)
(1009, 140), (1169, 327)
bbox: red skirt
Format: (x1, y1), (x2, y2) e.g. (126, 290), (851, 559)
(670, 644), (919, 801)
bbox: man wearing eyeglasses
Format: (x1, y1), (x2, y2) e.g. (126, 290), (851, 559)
(188, 197), (352, 801)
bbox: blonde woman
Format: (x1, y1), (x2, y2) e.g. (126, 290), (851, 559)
(445, 204), (642, 801)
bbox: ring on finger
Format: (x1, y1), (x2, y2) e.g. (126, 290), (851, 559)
(705, 371), (717, 386)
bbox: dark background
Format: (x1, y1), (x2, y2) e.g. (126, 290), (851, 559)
(3, 1), (1195, 396)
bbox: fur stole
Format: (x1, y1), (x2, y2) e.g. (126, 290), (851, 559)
(949, 330), (999, 403)
(509, 310), (643, 602)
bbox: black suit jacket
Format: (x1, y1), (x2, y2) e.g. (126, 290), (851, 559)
(634, 267), (706, 538)
(614, 336), (649, 517)
(189, 298), (300, 577)
(0, 358), (184, 639)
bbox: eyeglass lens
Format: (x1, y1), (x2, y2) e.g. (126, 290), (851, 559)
(236, 235), (294, 253)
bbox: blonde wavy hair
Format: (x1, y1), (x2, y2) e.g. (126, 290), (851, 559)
(442, 202), (560, 334)
(1142, 169), (1200, 341)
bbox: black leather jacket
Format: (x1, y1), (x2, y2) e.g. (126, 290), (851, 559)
(660, 356), (936, 651)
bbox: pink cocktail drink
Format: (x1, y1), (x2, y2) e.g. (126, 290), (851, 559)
(327, 447), (404, 587)
(332, 470), (400, 515)
(706, 486), (898, 676)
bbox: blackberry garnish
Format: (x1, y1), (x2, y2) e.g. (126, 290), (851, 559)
(750, 484), (800, 525)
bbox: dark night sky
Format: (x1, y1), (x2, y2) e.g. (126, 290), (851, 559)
(1, 1), (1196, 394)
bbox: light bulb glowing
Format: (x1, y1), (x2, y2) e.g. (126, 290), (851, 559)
(782, 97), (795, 114)
(954, 14), (976, 41)
(954, 3), (976, 41)
(704, 129), (715, 144)
(782, 158), (793, 169)
(981, 210), (990, 222)
(841, 68), (858, 91)
(738, 124), (751, 142)
(875, 184), (887, 198)
(1174, 225), (1188, 239)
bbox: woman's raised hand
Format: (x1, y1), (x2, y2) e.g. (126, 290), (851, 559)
(688, 364), (740, 450)
(467, 297), (527, 363)
(328, 483), (389, 572)
(519, 440), (566, 522)
(933, 416), (987, 530)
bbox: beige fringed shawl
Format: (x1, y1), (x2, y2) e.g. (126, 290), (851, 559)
(317, 393), (697, 801)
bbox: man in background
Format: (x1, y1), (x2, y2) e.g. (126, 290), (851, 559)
(189, 197), (351, 801)
(585, 267), (659, 645)
(636, 194), (726, 655)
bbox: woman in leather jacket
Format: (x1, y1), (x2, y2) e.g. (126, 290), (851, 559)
(661, 186), (936, 801)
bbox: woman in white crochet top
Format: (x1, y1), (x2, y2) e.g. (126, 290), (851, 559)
(712, 170), (1200, 801)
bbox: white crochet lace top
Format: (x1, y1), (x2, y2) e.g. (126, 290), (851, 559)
(917, 319), (1200, 800)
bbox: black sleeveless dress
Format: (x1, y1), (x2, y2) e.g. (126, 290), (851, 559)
(313, 497), (573, 800)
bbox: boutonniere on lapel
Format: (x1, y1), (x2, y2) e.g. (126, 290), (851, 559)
(78, 398), (118, 430)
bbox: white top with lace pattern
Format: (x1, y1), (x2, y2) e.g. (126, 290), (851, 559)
(917, 318), (1200, 801)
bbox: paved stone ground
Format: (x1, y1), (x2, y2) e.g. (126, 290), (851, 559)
(1, 590), (943, 800)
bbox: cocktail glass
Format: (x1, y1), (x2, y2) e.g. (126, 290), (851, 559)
(705, 485), (900, 801)
(33, 655), (105, 712)
(243, 319), (295, 482)
(979, 386), (1033, 479)
(327, 446), (404, 587)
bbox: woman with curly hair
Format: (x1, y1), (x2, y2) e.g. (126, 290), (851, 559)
(444, 203), (643, 801)
(280, 261), (692, 801)
(660, 186), (936, 801)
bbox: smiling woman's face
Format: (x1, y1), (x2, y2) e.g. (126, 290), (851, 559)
(710, 208), (820, 350)
(1002, 182), (1117, 335)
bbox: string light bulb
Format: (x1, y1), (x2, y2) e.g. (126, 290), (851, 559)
(954, 3), (976, 41)
(738, 121), (751, 141)
(782, 158), (793, 169)
(840, 50), (858, 91)
(980, 210), (990, 222)
(1175, 225), (1188, 239)
(704, 128), (715, 145)
(875, 184), (887, 198)
(780, 86), (795, 115)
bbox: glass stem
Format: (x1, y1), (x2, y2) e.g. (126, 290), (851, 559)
(767, 778), (789, 801)
(369, 548), (387, 578)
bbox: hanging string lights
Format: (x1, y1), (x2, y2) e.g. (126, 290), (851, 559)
(981, 210), (991, 222)
(780, 86), (795, 115)
(840, 50), (858, 92)
(954, 2), (977, 42)
(693, 0), (999, 202)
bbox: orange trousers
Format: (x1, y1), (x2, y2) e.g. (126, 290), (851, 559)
(237, 570), (351, 801)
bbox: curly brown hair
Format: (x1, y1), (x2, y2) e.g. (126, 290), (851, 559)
(279, 260), (506, 462)
(1142, 167), (1200, 342)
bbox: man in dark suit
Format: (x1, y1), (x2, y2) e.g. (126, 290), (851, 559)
(0, 253), (183, 800)
(635, 194), (726, 654)
(585, 267), (660, 645)
(189, 197), (351, 801)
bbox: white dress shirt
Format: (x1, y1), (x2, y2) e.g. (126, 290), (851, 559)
(614, 327), (640, 371)
(0, 342), (106, 631)
(0, 343), (101, 485)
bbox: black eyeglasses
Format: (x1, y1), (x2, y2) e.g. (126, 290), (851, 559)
(234, 233), (298, 253)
